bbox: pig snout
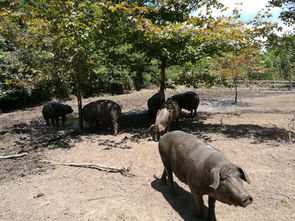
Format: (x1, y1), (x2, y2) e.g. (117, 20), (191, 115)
(240, 195), (253, 207)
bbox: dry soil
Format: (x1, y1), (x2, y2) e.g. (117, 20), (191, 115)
(0, 86), (294, 221)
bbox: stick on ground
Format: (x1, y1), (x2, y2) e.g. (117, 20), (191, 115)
(0, 152), (28, 159)
(47, 161), (134, 177)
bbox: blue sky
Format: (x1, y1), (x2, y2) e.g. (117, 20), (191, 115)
(193, 0), (293, 34)
(217, 0), (281, 22)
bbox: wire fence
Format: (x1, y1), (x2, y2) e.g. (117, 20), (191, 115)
(232, 80), (295, 89)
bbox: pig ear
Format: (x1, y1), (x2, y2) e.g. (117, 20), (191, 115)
(148, 124), (155, 131)
(158, 125), (165, 133)
(237, 166), (251, 184)
(210, 168), (221, 190)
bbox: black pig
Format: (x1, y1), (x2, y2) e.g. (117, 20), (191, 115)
(42, 102), (73, 126)
(83, 100), (121, 135)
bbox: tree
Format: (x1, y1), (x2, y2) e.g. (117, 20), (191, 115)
(211, 47), (264, 104)
(0, 3), (56, 110)
(126, 0), (240, 98)
(268, 0), (295, 25)
(0, 0), (107, 128)
(263, 33), (295, 86)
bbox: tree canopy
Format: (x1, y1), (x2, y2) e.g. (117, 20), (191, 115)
(0, 0), (293, 114)
(268, 0), (295, 25)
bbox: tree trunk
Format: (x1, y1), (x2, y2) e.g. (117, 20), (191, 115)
(134, 71), (144, 91)
(287, 47), (292, 90)
(76, 72), (83, 131)
(72, 48), (86, 131)
(234, 77), (238, 104)
(159, 58), (167, 98)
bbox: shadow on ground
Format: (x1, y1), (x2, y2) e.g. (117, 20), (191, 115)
(177, 112), (294, 144)
(1, 109), (293, 181)
(69, 110), (294, 145)
(0, 119), (82, 182)
(120, 110), (152, 142)
(151, 177), (207, 221)
(2, 110), (293, 157)
(77, 110), (152, 150)
(3, 120), (82, 151)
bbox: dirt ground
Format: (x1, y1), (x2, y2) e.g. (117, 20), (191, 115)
(0, 86), (294, 221)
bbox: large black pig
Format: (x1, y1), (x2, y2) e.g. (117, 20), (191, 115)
(42, 102), (73, 126)
(147, 92), (165, 120)
(82, 100), (121, 135)
(168, 91), (200, 117)
(159, 131), (253, 221)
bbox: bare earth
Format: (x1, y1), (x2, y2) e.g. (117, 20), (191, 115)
(0, 86), (294, 221)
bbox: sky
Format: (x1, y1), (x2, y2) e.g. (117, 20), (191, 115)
(216, 0), (281, 21)
(195, 0), (293, 34)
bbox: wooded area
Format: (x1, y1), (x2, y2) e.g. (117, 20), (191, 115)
(0, 0), (294, 111)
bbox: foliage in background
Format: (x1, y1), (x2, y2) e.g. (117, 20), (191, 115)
(268, 0), (295, 26)
(0, 0), (294, 113)
(168, 59), (221, 88)
(263, 33), (295, 82)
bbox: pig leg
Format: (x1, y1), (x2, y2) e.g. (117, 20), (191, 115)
(62, 115), (66, 126)
(55, 117), (59, 126)
(167, 168), (176, 196)
(51, 118), (55, 126)
(44, 117), (50, 126)
(208, 196), (217, 221)
(191, 191), (204, 217)
(156, 131), (160, 141)
(148, 109), (153, 120)
(161, 169), (166, 184)
(113, 120), (118, 136)
(152, 131), (156, 141)
(161, 158), (176, 196)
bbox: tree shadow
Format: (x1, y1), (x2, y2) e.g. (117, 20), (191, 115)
(0, 119), (83, 182)
(119, 110), (153, 143)
(151, 177), (208, 221)
(4, 109), (292, 158)
(97, 137), (133, 150)
(177, 112), (294, 144)
(3, 119), (82, 152)
(1, 110), (151, 156)
(202, 98), (252, 107)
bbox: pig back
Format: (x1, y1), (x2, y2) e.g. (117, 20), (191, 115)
(83, 100), (121, 122)
(159, 131), (222, 192)
(168, 91), (199, 111)
(147, 92), (165, 117)
(42, 102), (72, 118)
(180, 91), (199, 111)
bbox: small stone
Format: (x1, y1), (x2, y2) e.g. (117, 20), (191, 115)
(34, 193), (44, 198)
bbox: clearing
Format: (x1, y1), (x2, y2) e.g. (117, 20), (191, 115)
(0, 86), (294, 221)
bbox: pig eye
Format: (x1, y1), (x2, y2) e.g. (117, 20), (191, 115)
(220, 177), (226, 181)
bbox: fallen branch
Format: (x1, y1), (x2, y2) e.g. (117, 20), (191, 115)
(47, 161), (134, 177)
(271, 191), (294, 200)
(87, 195), (123, 201)
(268, 153), (280, 162)
(0, 152), (28, 159)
